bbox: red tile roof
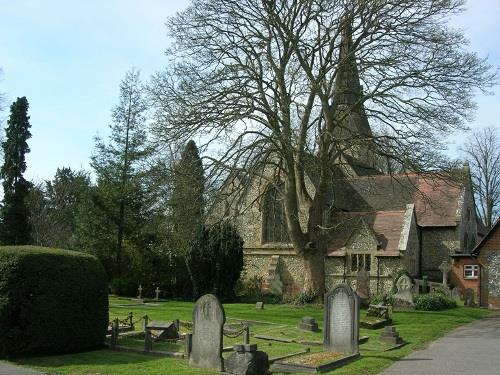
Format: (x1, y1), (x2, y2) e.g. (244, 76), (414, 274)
(326, 210), (406, 256)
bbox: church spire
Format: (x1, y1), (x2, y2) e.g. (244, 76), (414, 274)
(331, 15), (377, 176)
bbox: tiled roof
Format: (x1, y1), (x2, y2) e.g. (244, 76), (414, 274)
(326, 210), (406, 256)
(332, 173), (463, 227)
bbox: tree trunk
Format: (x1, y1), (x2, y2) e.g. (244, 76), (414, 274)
(302, 245), (326, 299)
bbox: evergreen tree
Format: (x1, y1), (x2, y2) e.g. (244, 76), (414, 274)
(1, 97), (32, 245)
(81, 69), (152, 278)
(169, 140), (205, 254)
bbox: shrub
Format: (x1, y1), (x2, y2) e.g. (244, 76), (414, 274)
(0, 246), (108, 357)
(369, 294), (394, 306)
(292, 290), (318, 305)
(186, 222), (244, 301)
(414, 293), (457, 311)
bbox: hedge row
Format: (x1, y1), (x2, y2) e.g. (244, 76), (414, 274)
(0, 246), (108, 357)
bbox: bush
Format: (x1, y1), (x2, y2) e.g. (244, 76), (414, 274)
(414, 293), (457, 311)
(186, 222), (244, 301)
(369, 294), (394, 306)
(0, 246), (108, 357)
(292, 290), (318, 305)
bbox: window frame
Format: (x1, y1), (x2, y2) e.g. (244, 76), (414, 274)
(463, 264), (479, 279)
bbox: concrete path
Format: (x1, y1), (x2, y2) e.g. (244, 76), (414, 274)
(0, 362), (43, 375)
(380, 313), (500, 375)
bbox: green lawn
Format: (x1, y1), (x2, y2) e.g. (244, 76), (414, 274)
(9, 296), (490, 375)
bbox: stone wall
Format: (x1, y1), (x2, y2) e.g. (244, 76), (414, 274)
(421, 228), (459, 281)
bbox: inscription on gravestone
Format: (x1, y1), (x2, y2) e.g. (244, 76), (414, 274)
(189, 294), (225, 371)
(324, 283), (359, 354)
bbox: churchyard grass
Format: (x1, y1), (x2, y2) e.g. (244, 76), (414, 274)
(10, 296), (489, 375)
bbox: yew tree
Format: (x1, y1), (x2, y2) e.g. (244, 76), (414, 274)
(150, 0), (496, 296)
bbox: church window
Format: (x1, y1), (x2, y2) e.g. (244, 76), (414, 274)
(262, 183), (289, 244)
(351, 254), (371, 272)
(464, 264), (479, 279)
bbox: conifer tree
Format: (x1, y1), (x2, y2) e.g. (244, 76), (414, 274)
(1, 97), (32, 244)
(169, 140), (205, 254)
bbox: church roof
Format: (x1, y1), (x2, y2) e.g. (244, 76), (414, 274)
(327, 210), (407, 256)
(332, 173), (464, 227)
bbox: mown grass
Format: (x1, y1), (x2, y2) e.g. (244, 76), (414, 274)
(9, 296), (490, 375)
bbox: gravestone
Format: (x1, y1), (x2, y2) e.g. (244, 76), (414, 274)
(225, 344), (269, 375)
(137, 284), (143, 300)
(190, 294), (225, 371)
(255, 302), (264, 310)
(451, 287), (460, 301)
(393, 274), (415, 309)
(379, 326), (403, 346)
(439, 261), (451, 286)
(323, 283), (359, 354)
(154, 286), (161, 300)
(147, 321), (179, 340)
(298, 316), (319, 332)
(464, 288), (475, 307)
(356, 269), (370, 307)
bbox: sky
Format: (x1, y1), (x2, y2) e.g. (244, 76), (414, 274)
(0, 0), (499, 182)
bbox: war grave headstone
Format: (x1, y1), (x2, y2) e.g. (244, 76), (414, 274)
(464, 288), (475, 307)
(356, 269), (370, 307)
(393, 274), (415, 310)
(271, 283), (360, 373)
(298, 317), (319, 332)
(189, 294), (225, 371)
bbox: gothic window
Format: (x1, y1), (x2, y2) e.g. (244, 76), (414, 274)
(262, 183), (289, 244)
(350, 254), (371, 272)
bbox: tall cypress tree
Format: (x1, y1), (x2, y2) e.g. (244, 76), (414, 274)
(1, 97), (32, 244)
(170, 140), (205, 254)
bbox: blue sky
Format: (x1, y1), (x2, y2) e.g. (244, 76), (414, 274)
(0, 0), (498, 182)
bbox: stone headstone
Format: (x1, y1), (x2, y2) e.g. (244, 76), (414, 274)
(137, 284), (143, 299)
(356, 269), (370, 307)
(393, 274), (414, 309)
(379, 326), (403, 346)
(255, 302), (264, 310)
(439, 261), (451, 286)
(189, 294), (225, 371)
(298, 316), (319, 332)
(464, 288), (475, 307)
(154, 286), (161, 300)
(225, 344), (269, 375)
(147, 321), (179, 340)
(367, 304), (390, 320)
(451, 287), (460, 301)
(323, 283), (359, 354)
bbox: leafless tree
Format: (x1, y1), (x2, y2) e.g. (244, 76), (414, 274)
(149, 0), (496, 295)
(461, 127), (500, 229)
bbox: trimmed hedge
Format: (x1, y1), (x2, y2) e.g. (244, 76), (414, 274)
(414, 293), (457, 311)
(0, 246), (108, 357)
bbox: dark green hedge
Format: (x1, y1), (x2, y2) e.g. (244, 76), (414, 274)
(0, 246), (108, 357)
(414, 293), (457, 311)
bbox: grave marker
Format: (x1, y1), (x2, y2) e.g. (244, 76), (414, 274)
(323, 283), (359, 354)
(189, 294), (225, 371)
(393, 274), (414, 309)
(356, 269), (370, 306)
(155, 286), (161, 300)
(439, 261), (451, 286)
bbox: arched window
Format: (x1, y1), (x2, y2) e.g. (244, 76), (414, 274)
(262, 183), (289, 244)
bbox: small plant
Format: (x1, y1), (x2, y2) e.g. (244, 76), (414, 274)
(292, 290), (318, 305)
(414, 293), (456, 311)
(369, 294), (394, 306)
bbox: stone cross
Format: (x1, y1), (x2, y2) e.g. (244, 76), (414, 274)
(189, 294), (225, 371)
(323, 283), (359, 354)
(137, 284), (143, 299)
(439, 261), (451, 286)
(155, 286), (161, 300)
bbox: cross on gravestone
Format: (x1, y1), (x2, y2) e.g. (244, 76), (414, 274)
(155, 286), (161, 300)
(323, 283), (359, 354)
(137, 284), (143, 299)
(189, 294), (226, 371)
(439, 261), (451, 286)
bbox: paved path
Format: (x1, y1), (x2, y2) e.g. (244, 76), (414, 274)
(380, 313), (500, 375)
(0, 362), (43, 375)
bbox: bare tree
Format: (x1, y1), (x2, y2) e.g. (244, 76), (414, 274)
(461, 127), (500, 229)
(149, 0), (496, 296)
